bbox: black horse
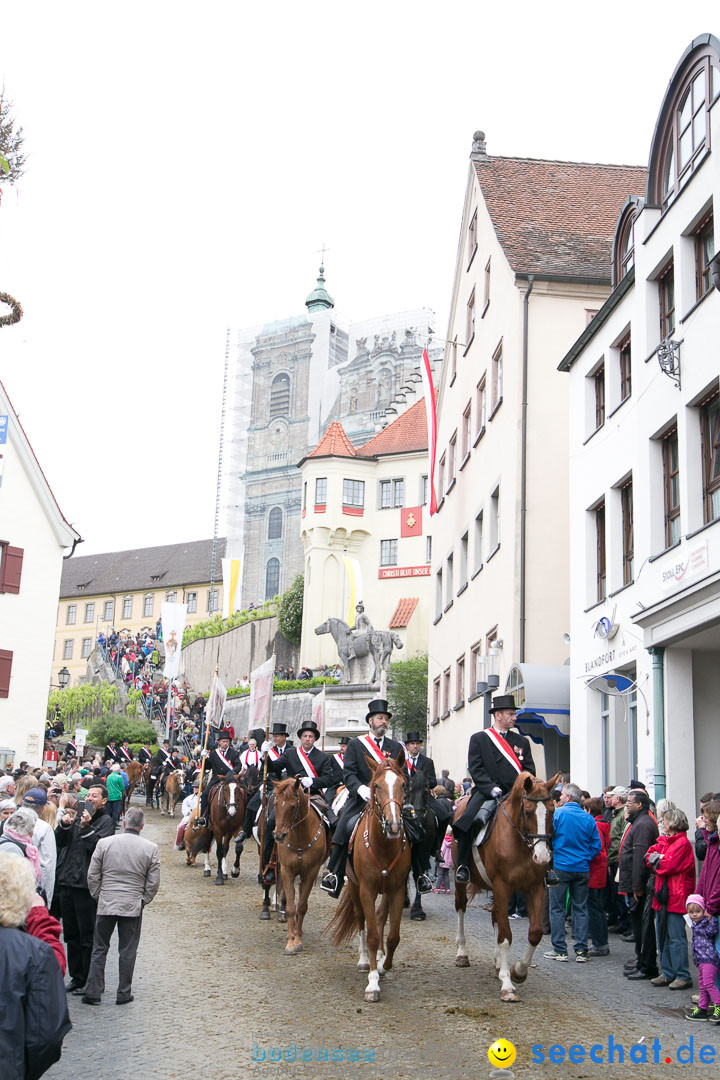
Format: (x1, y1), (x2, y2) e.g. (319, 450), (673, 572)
(404, 767), (438, 921)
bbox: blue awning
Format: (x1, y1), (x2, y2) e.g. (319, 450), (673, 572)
(505, 663), (570, 737)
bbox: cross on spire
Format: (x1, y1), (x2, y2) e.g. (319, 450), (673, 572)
(318, 242), (329, 266)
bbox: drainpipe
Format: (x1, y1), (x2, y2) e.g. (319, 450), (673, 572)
(649, 646), (666, 800)
(519, 275), (534, 663)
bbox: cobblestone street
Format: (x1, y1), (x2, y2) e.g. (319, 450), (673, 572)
(45, 810), (719, 1080)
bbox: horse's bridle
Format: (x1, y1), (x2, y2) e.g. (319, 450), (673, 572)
(370, 785), (405, 838)
(274, 785), (323, 859)
(499, 791), (554, 851)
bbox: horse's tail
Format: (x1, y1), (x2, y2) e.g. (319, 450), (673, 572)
(327, 888), (358, 946)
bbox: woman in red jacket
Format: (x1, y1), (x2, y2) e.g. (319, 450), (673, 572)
(585, 798), (611, 956)
(645, 806), (695, 989)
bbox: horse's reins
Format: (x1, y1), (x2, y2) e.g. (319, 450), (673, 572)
(498, 792), (554, 851)
(275, 786), (323, 860)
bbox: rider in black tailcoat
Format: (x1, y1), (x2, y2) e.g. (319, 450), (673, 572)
(237, 723), (288, 850)
(196, 730), (241, 825)
(323, 736), (349, 808)
(452, 693), (535, 883)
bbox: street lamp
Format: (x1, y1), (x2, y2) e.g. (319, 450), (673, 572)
(58, 667), (70, 689)
(476, 647), (501, 728)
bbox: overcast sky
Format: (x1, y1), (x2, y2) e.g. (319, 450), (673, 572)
(0, 2), (715, 554)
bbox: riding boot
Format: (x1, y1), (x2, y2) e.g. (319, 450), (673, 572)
(321, 843), (347, 896)
(196, 788), (209, 827)
(455, 833), (472, 884)
(262, 829), (276, 883)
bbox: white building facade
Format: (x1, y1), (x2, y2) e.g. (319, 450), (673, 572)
(561, 35), (720, 812)
(0, 379), (80, 768)
(427, 131), (645, 782)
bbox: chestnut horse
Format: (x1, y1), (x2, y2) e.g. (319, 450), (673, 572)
(273, 777), (331, 955)
(125, 761), (145, 804)
(160, 770), (184, 817)
(328, 754), (411, 1003)
(207, 773), (249, 885)
(452, 770), (560, 1002)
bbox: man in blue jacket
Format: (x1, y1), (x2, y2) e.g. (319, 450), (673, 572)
(543, 782), (601, 963)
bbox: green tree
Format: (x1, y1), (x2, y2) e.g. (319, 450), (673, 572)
(0, 92), (26, 188)
(277, 574), (304, 646)
(387, 654), (428, 740)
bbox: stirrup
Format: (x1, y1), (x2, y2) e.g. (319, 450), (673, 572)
(320, 872), (338, 894)
(455, 864), (470, 884)
(417, 874), (433, 894)
(194, 816), (206, 828)
(545, 868), (560, 886)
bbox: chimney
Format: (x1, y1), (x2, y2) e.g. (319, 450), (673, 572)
(470, 130), (487, 162)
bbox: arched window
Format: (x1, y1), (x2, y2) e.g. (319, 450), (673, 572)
(265, 558), (280, 600)
(269, 373), (290, 418)
(612, 198), (640, 286)
(268, 507), (283, 539)
(648, 39), (720, 210)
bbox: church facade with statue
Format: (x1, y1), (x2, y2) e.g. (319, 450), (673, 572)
(222, 266), (442, 608)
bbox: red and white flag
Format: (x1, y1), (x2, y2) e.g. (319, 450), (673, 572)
(312, 687), (326, 739)
(421, 346), (438, 515)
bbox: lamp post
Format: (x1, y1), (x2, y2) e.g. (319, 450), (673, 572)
(476, 647), (500, 728)
(58, 667), (70, 689)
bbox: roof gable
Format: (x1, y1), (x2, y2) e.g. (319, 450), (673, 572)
(59, 538), (224, 598)
(307, 422), (357, 460)
(357, 398), (428, 457)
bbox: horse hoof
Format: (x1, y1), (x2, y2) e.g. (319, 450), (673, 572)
(260, 910), (271, 921)
(230, 869), (239, 878)
(364, 991), (380, 1003)
(357, 962), (370, 972)
(500, 989), (519, 1003)
(511, 965), (528, 984)
(215, 878), (224, 886)
(277, 911), (287, 923)
(410, 911), (426, 921)
(286, 943), (302, 955)
(223, 873), (228, 879)
(203, 869), (211, 877)
(455, 955), (470, 967)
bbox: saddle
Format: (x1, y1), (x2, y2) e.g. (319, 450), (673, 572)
(472, 798), (503, 849)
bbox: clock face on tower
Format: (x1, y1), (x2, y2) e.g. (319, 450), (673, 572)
(269, 422), (288, 450)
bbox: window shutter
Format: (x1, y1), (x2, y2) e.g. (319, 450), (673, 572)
(0, 650), (13, 697)
(0, 546), (24, 594)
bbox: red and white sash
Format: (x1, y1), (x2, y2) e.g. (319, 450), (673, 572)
(268, 745), (283, 761)
(215, 747), (235, 771)
(297, 746), (318, 779)
(334, 752), (344, 769)
(359, 734), (385, 765)
(485, 727), (523, 773)
(407, 757), (417, 773)
(119, 747), (132, 761)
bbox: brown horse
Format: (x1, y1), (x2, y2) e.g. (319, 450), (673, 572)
(452, 770), (561, 1002)
(160, 770), (184, 817)
(125, 761), (145, 804)
(183, 806), (216, 875)
(328, 754), (411, 1002)
(207, 774), (248, 885)
(273, 777), (330, 955)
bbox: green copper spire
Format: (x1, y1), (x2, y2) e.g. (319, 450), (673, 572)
(305, 265), (334, 312)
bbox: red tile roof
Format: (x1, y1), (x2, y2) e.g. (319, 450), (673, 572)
(474, 157), (646, 280)
(358, 397), (428, 457)
(389, 597), (419, 628)
(307, 421), (357, 459)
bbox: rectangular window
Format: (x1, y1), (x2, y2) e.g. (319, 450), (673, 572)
(491, 342), (503, 412)
(426, 535), (432, 564)
(443, 668), (451, 715)
(122, 596), (132, 620)
(489, 487), (500, 552)
(621, 480), (634, 585)
(663, 426), (681, 546)
(695, 215), (714, 300)
(435, 567), (443, 619)
(315, 477), (327, 506)
(438, 454), (446, 501)
(0, 545), (23, 594)
(166, 590), (177, 603)
(446, 553), (454, 606)
(421, 475), (429, 506)
(342, 478), (365, 507)
(701, 391), (720, 523)
(456, 656), (465, 706)
(450, 336), (458, 383)
(81, 637), (92, 659)
(460, 531), (468, 587)
(595, 364), (605, 428)
(596, 501), (606, 602)
(476, 376), (486, 438)
(474, 510), (484, 572)
(619, 335), (631, 402)
(143, 594), (153, 618)
(461, 401), (472, 459)
(483, 258), (491, 311)
(63, 639), (74, 660)
(303, 481), (307, 510)
(433, 677), (441, 723)
(380, 539), (398, 567)
(208, 588), (219, 613)
(187, 591), (197, 614)
(466, 289), (476, 346)
(380, 479), (404, 508)
(470, 642), (481, 692)
(103, 600), (114, 622)
(84, 602), (95, 623)
(66, 604), (77, 625)
(659, 261), (675, 339)
(448, 432), (457, 487)
(0, 650), (13, 699)
(468, 209), (478, 266)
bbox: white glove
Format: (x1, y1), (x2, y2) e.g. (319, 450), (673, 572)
(261, 741), (272, 753)
(491, 786), (502, 798)
(300, 777), (313, 789)
(201, 749), (209, 759)
(358, 784), (372, 802)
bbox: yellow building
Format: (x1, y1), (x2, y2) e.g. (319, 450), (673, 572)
(54, 538), (225, 685)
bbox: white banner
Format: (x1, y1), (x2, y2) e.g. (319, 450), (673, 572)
(161, 602), (188, 678)
(250, 654), (275, 734)
(312, 687), (326, 739)
(206, 674), (228, 729)
(222, 557), (243, 618)
(75, 727), (89, 749)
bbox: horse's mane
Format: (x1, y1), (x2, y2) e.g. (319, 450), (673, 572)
(274, 776), (305, 796)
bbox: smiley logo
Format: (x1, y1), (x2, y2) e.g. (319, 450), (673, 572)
(488, 1039), (517, 1069)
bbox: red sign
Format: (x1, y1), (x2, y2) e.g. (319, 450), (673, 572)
(378, 565), (431, 579)
(400, 506), (423, 538)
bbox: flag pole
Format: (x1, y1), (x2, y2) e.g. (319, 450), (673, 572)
(259, 654), (275, 878)
(195, 664), (218, 816)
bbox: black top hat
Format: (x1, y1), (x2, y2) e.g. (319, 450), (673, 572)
(338, 736), (350, 746)
(298, 720), (320, 739)
(217, 730), (231, 740)
(488, 693), (518, 714)
(404, 731), (423, 743)
(366, 699), (392, 723)
(271, 723), (288, 735)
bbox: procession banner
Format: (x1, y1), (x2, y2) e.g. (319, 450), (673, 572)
(161, 601), (188, 678)
(312, 686), (326, 739)
(342, 556), (363, 627)
(250, 655), (275, 732)
(421, 346), (438, 515)
(74, 727), (89, 750)
(206, 674), (228, 730)
(222, 557), (243, 618)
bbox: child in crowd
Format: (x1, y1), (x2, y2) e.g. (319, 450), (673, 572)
(685, 893), (720, 1023)
(434, 828), (453, 894)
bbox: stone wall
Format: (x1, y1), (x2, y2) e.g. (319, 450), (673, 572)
(180, 616), (298, 695)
